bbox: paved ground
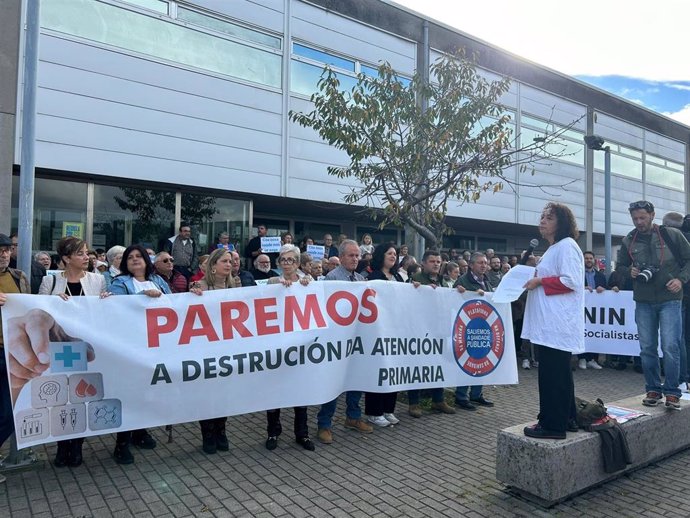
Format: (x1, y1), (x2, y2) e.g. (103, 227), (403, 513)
(1, 363), (690, 517)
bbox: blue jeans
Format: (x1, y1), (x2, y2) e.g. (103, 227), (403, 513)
(455, 385), (482, 402)
(635, 300), (682, 398)
(681, 300), (690, 383)
(0, 354), (15, 448)
(316, 391), (362, 429)
(408, 388), (444, 405)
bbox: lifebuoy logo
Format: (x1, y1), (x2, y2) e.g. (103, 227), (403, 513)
(453, 300), (505, 376)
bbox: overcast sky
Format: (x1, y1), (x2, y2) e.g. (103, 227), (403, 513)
(392, 0), (690, 126)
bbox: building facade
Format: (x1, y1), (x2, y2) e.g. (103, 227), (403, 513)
(2, 0), (689, 256)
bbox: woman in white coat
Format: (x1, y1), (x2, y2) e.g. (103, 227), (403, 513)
(39, 236), (108, 466)
(522, 202), (584, 440)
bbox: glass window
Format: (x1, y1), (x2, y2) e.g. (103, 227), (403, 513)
(361, 64), (379, 77)
(442, 235), (475, 251)
(355, 226), (400, 247)
(294, 221), (342, 246)
(361, 64), (412, 87)
(646, 163), (684, 190)
(187, 194), (250, 255)
(177, 7), (280, 49)
(521, 115), (552, 133)
(472, 113), (516, 141)
(42, 0), (282, 88)
(93, 184), (176, 252)
(12, 177), (88, 253)
(593, 152), (642, 180)
(619, 145), (642, 159)
(291, 43), (411, 96)
(646, 154), (665, 166)
(291, 59), (357, 96)
(521, 127), (584, 166)
(520, 114), (585, 166)
(477, 237), (507, 253)
(120, 0), (168, 14)
(668, 160), (685, 172)
(293, 44), (355, 72)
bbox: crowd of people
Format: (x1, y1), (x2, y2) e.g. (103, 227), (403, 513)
(1, 199), (687, 479)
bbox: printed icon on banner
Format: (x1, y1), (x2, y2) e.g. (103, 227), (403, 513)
(50, 403), (87, 436)
(50, 341), (88, 373)
(31, 375), (68, 408)
(68, 373), (104, 403)
(88, 399), (122, 431)
(15, 408), (50, 440)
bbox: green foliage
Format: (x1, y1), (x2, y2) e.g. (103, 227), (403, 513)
(290, 51), (574, 248)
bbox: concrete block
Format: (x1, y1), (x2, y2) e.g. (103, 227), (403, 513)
(496, 394), (690, 506)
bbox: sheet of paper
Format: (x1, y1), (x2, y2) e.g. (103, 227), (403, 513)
(491, 265), (535, 303)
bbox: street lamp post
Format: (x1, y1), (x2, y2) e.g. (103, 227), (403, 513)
(584, 135), (612, 276)
(17, 0), (41, 277)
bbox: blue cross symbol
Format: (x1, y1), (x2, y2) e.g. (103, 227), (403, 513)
(55, 346), (81, 367)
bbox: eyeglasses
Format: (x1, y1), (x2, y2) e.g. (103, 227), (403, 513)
(10, 244), (17, 249)
(629, 201), (653, 212)
(279, 257), (297, 264)
(159, 258), (174, 264)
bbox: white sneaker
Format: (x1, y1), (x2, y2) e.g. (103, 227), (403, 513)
(366, 415), (390, 427)
(587, 360), (603, 370)
(383, 413), (400, 425)
(578, 358), (587, 370)
(522, 359), (531, 370)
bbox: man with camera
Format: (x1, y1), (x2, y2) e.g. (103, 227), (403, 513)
(616, 201), (690, 409)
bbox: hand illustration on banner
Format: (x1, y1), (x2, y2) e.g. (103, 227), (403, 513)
(6, 308), (95, 402)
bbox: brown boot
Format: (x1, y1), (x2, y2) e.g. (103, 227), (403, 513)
(431, 401), (456, 414)
(344, 418), (373, 433)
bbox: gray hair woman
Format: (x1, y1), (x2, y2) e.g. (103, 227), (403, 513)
(264, 244), (315, 451)
(102, 245), (126, 289)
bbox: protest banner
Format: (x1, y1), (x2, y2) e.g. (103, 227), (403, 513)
(3, 281), (517, 447)
(583, 290), (638, 355)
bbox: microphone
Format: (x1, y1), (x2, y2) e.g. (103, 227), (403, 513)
(519, 239), (539, 265)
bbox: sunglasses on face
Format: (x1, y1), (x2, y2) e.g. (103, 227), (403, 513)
(159, 258), (174, 263)
(629, 201), (653, 212)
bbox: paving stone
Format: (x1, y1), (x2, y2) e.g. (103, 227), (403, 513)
(4, 367), (690, 517)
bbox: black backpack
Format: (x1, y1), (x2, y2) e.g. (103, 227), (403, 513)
(575, 397), (613, 431)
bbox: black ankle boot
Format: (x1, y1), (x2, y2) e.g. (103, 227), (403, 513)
(113, 442), (134, 464)
(131, 429), (157, 449)
(215, 426), (229, 452)
(68, 439), (84, 467)
(200, 421), (217, 454)
(54, 441), (70, 467)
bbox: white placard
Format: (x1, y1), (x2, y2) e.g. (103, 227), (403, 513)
(260, 236), (281, 253)
(307, 245), (325, 261)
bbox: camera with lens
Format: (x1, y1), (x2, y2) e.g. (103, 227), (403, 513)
(636, 264), (658, 283)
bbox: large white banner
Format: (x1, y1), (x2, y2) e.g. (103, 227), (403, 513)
(3, 281), (517, 447)
(582, 291), (639, 355)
